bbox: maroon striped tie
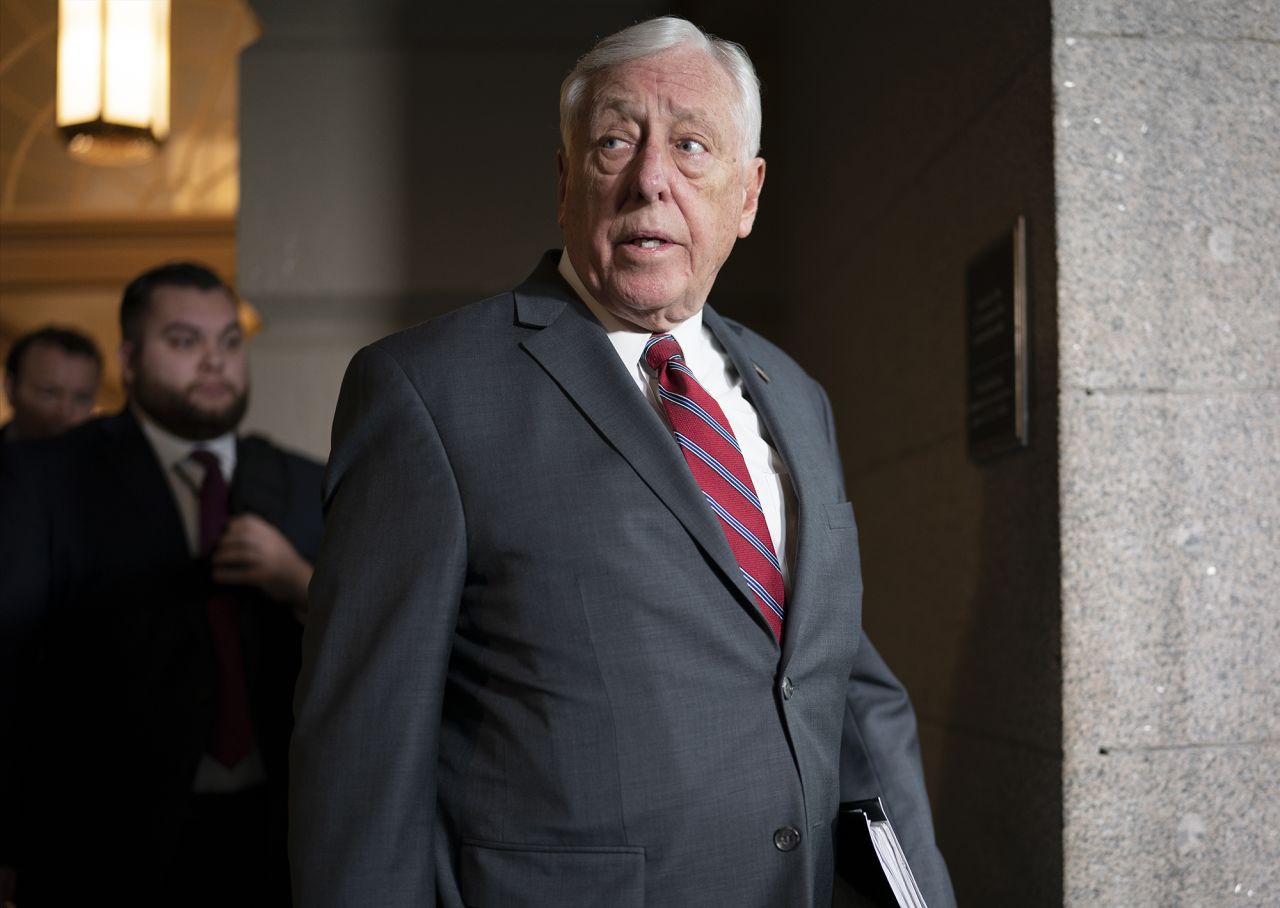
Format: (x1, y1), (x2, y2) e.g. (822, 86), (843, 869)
(190, 449), (254, 767)
(645, 334), (786, 640)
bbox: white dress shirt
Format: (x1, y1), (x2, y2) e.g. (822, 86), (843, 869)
(558, 252), (797, 587)
(134, 406), (266, 792)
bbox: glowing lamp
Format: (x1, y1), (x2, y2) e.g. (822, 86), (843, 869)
(57, 0), (171, 165)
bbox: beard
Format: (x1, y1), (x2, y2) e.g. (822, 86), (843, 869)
(131, 372), (249, 441)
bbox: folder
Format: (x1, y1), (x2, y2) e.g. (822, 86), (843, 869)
(834, 797), (929, 908)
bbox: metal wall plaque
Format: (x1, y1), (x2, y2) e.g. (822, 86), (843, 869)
(966, 216), (1029, 460)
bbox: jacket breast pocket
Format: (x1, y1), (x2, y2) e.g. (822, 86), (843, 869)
(459, 840), (645, 907)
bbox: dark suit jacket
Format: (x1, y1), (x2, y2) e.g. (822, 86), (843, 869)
(291, 253), (955, 907)
(0, 408), (323, 905)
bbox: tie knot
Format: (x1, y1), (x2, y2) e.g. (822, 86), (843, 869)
(190, 448), (221, 478)
(644, 333), (683, 372)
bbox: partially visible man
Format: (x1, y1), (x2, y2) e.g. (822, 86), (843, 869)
(291, 16), (954, 908)
(1, 326), (102, 442)
(0, 263), (323, 907)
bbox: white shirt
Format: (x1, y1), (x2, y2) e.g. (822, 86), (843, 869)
(133, 406), (266, 792)
(558, 252), (796, 587)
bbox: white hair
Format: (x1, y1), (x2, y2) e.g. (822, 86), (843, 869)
(559, 16), (763, 163)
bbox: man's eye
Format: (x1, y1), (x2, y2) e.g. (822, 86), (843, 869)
(601, 137), (628, 150)
(677, 139), (706, 154)
(224, 334), (244, 351)
(169, 335), (196, 349)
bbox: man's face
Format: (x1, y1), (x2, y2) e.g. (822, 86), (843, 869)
(558, 46), (766, 332)
(121, 284), (249, 441)
(3, 342), (100, 440)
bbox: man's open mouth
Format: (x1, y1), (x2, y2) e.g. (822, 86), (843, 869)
(625, 234), (671, 248)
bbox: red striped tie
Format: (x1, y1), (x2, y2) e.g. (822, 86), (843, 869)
(645, 334), (786, 640)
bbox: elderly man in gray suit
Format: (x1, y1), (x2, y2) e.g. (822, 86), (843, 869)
(290, 16), (955, 908)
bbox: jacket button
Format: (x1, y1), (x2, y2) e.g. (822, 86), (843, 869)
(781, 676), (795, 700)
(773, 826), (801, 852)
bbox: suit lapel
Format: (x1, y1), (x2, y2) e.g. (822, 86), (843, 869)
(231, 436), (286, 523)
(515, 263), (760, 619)
(102, 409), (191, 562)
(703, 307), (832, 665)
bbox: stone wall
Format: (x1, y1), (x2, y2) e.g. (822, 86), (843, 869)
(1053, 1), (1280, 902)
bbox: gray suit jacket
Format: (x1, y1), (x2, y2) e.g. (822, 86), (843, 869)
(290, 253), (954, 907)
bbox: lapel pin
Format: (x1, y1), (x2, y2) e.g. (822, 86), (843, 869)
(754, 363), (771, 383)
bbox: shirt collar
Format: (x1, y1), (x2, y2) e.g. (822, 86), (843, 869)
(133, 403), (237, 480)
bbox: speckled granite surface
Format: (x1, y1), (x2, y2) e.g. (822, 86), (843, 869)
(1054, 2), (1280, 903)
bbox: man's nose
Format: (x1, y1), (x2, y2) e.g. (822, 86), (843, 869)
(200, 342), (225, 370)
(633, 141), (670, 203)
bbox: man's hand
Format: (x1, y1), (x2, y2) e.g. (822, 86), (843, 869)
(212, 513), (313, 616)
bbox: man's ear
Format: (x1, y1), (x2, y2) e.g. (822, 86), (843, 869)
(738, 157), (766, 238)
(3, 373), (14, 406)
(556, 149), (569, 228)
(119, 341), (136, 388)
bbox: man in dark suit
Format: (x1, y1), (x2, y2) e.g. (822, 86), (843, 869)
(291, 16), (955, 907)
(0, 263), (323, 907)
